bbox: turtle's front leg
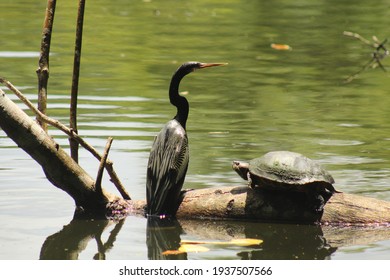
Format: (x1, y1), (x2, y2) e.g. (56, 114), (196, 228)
(247, 172), (254, 188)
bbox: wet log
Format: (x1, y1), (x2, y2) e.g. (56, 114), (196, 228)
(177, 187), (390, 225)
(130, 186), (390, 225)
(0, 89), (119, 211)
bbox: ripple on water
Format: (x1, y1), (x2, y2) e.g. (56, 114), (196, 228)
(0, 51), (40, 58)
(318, 139), (365, 146)
(317, 154), (386, 165)
(337, 123), (362, 128)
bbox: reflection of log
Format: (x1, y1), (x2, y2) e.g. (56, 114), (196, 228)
(40, 217), (123, 260)
(0, 89), (119, 211)
(322, 225), (390, 248)
(178, 219), (390, 259)
(179, 219), (335, 260)
(131, 186), (390, 225)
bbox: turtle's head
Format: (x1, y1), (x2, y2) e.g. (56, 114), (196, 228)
(232, 161), (249, 181)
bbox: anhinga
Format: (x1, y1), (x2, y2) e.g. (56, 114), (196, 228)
(146, 61), (225, 217)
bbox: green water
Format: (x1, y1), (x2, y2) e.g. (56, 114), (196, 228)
(1, 0), (390, 260)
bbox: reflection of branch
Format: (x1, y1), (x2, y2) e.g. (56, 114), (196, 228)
(40, 217), (113, 259)
(94, 219), (125, 260)
(40, 214), (126, 260)
(343, 31), (389, 83)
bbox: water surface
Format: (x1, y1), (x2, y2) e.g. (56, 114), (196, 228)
(1, 0), (390, 260)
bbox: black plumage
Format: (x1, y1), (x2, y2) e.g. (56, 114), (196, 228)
(146, 61), (225, 216)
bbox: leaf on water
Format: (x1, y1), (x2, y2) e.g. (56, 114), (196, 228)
(181, 238), (263, 247)
(271, 43), (292, 51)
(162, 244), (209, 255)
(208, 131), (230, 134)
(179, 244), (209, 253)
(228, 238), (263, 246)
(161, 250), (184, 256)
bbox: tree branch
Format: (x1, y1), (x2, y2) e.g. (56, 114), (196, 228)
(0, 78), (131, 200)
(0, 88), (119, 210)
(95, 137), (113, 194)
(69, 0), (86, 162)
(36, 0), (56, 131)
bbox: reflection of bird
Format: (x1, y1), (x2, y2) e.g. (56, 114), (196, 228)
(146, 216), (186, 260)
(146, 62), (225, 216)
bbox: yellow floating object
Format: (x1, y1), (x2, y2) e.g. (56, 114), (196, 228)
(271, 43), (292, 50)
(181, 238), (263, 247)
(162, 238), (263, 255)
(162, 244), (209, 255)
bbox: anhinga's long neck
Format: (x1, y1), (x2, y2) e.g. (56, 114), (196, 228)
(169, 71), (189, 129)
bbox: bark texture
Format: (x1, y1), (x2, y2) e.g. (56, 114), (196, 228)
(130, 186), (390, 225)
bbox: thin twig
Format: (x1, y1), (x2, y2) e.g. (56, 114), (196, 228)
(343, 31), (375, 48)
(69, 0), (86, 163)
(96, 137), (113, 194)
(343, 31), (389, 83)
(0, 78), (131, 200)
(36, 0), (57, 131)
(344, 57), (376, 83)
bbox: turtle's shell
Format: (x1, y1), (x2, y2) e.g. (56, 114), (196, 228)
(248, 151), (334, 187)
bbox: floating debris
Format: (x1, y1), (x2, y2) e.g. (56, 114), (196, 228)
(162, 238), (263, 255)
(271, 43), (292, 51)
(181, 238), (263, 247)
(162, 244), (209, 255)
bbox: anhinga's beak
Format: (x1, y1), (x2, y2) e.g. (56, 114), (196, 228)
(199, 62), (228, 68)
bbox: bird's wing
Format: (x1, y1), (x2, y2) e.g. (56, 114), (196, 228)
(146, 123), (189, 215)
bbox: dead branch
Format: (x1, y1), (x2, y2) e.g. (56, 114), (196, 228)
(0, 88), (121, 210)
(343, 31), (389, 83)
(343, 31), (373, 47)
(69, 0), (86, 162)
(96, 137), (113, 193)
(0, 78), (130, 200)
(36, 0), (56, 131)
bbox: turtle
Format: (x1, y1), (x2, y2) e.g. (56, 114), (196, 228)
(232, 151), (339, 212)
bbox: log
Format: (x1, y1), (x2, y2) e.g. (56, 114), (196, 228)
(130, 186), (390, 225)
(40, 217), (123, 260)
